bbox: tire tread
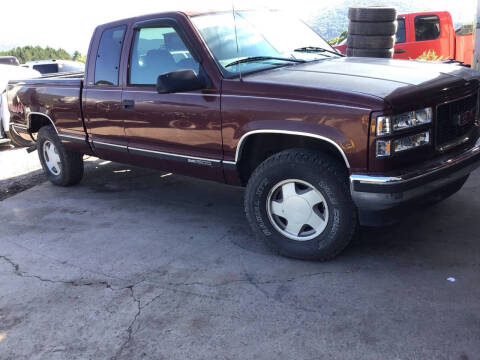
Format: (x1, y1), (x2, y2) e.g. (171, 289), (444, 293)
(348, 6), (397, 22)
(244, 149), (357, 261)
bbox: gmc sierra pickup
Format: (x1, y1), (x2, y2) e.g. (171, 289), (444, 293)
(7, 9), (480, 260)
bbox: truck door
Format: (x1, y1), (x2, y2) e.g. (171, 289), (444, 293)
(121, 19), (223, 181)
(395, 13), (449, 61)
(393, 17), (409, 59)
(83, 24), (130, 162)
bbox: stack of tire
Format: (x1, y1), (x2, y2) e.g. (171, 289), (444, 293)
(347, 6), (398, 59)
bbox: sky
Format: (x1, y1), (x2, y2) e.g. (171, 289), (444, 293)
(0, 0), (477, 54)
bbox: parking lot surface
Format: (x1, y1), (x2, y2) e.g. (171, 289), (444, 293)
(0, 159), (479, 360)
(0, 146), (43, 200)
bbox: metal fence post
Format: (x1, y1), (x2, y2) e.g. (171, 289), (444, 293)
(474, 0), (480, 71)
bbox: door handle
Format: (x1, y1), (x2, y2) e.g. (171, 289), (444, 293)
(395, 49), (407, 54)
(122, 99), (135, 110)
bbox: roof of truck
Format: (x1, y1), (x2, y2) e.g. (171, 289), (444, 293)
(95, 9), (260, 29)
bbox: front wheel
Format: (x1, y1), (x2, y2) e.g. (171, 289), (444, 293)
(244, 149), (357, 261)
(37, 126), (84, 186)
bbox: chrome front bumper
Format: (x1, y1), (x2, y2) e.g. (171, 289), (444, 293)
(350, 138), (480, 211)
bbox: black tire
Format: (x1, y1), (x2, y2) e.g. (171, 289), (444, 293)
(347, 47), (394, 58)
(349, 21), (398, 36)
(6, 124), (33, 148)
(348, 6), (397, 23)
(244, 149), (357, 261)
(37, 126), (84, 186)
(347, 35), (396, 49)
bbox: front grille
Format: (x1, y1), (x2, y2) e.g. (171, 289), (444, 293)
(436, 93), (478, 150)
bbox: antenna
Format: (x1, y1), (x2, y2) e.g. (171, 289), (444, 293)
(232, 0), (242, 81)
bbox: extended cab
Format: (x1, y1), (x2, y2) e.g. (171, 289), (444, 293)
(7, 10), (480, 260)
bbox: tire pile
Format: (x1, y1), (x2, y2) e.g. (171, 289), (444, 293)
(347, 6), (398, 58)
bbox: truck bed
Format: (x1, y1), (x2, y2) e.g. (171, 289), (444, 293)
(7, 72), (85, 138)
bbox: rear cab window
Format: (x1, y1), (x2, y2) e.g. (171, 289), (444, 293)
(414, 15), (441, 41)
(94, 25), (127, 86)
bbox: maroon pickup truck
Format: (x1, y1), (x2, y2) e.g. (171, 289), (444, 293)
(7, 10), (480, 260)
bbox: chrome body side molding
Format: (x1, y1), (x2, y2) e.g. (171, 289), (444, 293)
(234, 130), (351, 168)
(58, 133), (86, 143)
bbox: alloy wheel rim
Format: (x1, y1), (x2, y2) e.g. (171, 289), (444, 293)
(43, 140), (62, 176)
(266, 179), (329, 241)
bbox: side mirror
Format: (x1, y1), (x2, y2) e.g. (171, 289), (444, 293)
(156, 69), (206, 94)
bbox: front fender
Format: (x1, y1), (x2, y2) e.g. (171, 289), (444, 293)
(221, 98), (371, 172)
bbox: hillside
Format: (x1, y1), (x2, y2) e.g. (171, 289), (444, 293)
(306, 0), (475, 41)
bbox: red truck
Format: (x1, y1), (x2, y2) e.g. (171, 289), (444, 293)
(7, 10), (480, 260)
(335, 11), (474, 66)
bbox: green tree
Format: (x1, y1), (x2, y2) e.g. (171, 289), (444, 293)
(0, 46), (73, 63)
(72, 51), (86, 63)
(328, 30), (348, 46)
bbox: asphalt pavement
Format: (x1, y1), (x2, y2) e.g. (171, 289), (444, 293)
(0, 154), (479, 360)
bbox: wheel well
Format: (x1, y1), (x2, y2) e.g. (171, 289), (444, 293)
(237, 133), (348, 185)
(29, 114), (56, 134)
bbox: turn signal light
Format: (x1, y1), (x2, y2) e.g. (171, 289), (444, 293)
(376, 140), (391, 157)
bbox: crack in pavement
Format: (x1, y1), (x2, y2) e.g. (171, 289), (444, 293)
(164, 268), (363, 289)
(111, 286), (141, 360)
(0, 255), (114, 289)
(2, 238), (126, 283)
(110, 281), (229, 360)
(0, 254), (150, 360)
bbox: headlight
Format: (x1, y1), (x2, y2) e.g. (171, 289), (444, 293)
(376, 108), (432, 136)
(376, 131), (430, 157)
(393, 131), (430, 153)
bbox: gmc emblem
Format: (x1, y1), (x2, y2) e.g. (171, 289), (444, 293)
(454, 110), (475, 127)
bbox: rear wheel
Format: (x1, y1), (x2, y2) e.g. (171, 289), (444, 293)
(37, 126), (84, 186)
(244, 149), (357, 261)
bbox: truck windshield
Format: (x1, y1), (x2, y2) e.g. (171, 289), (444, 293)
(191, 10), (335, 77)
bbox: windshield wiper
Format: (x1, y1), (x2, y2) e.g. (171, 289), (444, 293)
(294, 47), (345, 57)
(225, 56), (306, 68)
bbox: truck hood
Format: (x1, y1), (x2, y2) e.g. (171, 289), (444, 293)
(244, 57), (480, 111)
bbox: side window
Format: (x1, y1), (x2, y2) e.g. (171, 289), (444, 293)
(396, 18), (406, 43)
(129, 26), (200, 86)
(94, 25), (126, 86)
(414, 15), (440, 42)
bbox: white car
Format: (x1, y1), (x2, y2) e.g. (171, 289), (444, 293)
(0, 64), (41, 147)
(21, 59), (84, 75)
